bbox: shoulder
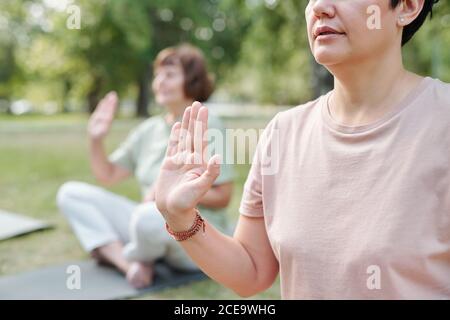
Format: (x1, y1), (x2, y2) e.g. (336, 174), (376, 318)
(421, 78), (450, 132)
(121, 116), (165, 146)
(425, 78), (450, 142)
(427, 77), (450, 110)
(265, 94), (326, 133)
(132, 115), (165, 134)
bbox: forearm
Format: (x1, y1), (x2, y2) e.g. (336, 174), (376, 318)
(155, 103), (278, 296)
(89, 139), (116, 184)
(198, 183), (232, 209)
(166, 213), (262, 297)
(198, 188), (225, 208)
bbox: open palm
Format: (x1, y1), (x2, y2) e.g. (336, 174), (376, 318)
(155, 102), (221, 218)
(88, 91), (118, 140)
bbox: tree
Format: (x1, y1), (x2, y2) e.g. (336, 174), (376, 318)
(221, 0), (319, 105)
(0, 0), (448, 115)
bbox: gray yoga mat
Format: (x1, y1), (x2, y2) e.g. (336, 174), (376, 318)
(0, 209), (51, 241)
(0, 260), (208, 300)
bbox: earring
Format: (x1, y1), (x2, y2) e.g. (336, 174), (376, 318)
(399, 17), (405, 23)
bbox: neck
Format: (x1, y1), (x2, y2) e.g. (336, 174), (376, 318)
(327, 45), (421, 126)
(165, 99), (194, 124)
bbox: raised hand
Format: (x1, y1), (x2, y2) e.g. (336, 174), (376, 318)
(154, 102), (221, 223)
(88, 91), (118, 141)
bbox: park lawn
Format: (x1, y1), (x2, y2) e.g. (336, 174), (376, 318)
(0, 114), (281, 300)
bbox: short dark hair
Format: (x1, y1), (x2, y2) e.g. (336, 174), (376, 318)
(153, 44), (214, 102)
(391, 0), (439, 46)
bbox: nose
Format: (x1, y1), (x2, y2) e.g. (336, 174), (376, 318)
(154, 74), (167, 88)
(155, 73), (165, 83)
(153, 76), (164, 93)
(311, 0), (336, 20)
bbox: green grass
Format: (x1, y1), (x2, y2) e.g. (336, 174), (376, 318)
(0, 114), (281, 300)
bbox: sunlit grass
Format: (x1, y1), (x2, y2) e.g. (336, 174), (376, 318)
(0, 114), (281, 299)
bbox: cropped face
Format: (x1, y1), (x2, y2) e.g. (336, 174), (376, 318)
(152, 64), (187, 108)
(305, 0), (400, 67)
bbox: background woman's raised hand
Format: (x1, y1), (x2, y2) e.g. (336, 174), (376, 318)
(154, 101), (221, 223)
(88, 91), (118, 141)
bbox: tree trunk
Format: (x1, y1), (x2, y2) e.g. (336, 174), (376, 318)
(62, 79), (71, 113)
(87, 78), (102, 114)
(311, 58), (334, 99)
(136, 64), (151, 118)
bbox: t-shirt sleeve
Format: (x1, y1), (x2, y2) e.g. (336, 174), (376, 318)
(239, 114), (279, 218)
(108, 126), (143, 173)
(207, 114), (235, 186)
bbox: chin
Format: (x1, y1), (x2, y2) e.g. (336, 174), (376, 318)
(155, 96), (170, 106)
(313, 47), (350, 68)
(314, 52), (340, 66)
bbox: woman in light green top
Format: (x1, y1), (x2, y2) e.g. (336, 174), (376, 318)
(57, 44), (234, 289)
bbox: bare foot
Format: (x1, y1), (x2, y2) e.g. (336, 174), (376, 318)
(90, 249), (113, 267)
(126, 262), (154, 289)
(89, 242), (130, 274)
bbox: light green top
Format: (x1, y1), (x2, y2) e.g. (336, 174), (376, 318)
(109, 112), (235, 234)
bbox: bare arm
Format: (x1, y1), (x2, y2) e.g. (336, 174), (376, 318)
(89, 139), (131, 186)
(87, 92), (131, 186)
(145, 182), (233, 209)
(167, 211), (279, 297)
(155, 102), (279, 297)
(198, 182), (233, 209)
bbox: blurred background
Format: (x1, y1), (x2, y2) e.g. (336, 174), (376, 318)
(0, 0), (449, 299)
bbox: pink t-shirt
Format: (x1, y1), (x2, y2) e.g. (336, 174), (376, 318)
(239, 77), (450, 299)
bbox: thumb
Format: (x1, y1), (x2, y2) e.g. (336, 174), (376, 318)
(193, 154), (221, 191)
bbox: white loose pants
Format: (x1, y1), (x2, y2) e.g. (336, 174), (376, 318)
(56, 181), (198, 271)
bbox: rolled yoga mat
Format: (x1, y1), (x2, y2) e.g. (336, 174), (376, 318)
(0, 209), (51, 241)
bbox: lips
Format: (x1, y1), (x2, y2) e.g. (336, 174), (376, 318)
(314, 26), (346, 39)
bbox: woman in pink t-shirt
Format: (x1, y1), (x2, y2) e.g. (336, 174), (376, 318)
(153, 0), (449, 299)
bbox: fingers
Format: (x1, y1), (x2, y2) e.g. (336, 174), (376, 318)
(176, 101), (206, 165)
(194, 106), (208, 161)
(166, 122), (181, 157)
(109, 91), (118, 108)
(187, 102), (201, 153)
(93, 97), (105, 116)
(178, 107), (191, 154)
(103, 92), (118, 118)
(94, 91), (118, 119)
(193, 154), (221, 190)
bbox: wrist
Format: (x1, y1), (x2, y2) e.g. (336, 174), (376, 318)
(165, 208), (198, 233)
(89, 136), (104, 145)
(165, 208), (206, 241)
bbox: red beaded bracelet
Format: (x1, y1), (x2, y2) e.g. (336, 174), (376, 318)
(165, 209), (206, 241)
